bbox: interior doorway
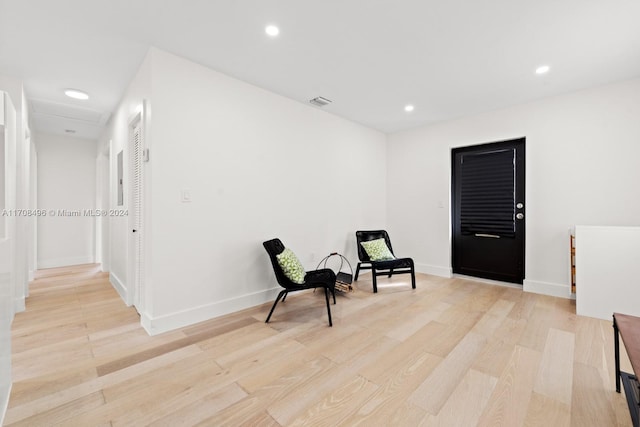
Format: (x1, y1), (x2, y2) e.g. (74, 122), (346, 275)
(96, 145), (110, 272)
(128, 107), (146, 312)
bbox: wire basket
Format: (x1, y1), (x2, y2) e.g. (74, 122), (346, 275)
(316, 252), (354, 292)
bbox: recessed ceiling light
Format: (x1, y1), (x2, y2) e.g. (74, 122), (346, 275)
(64, 89), (89, 100)
(404, 104), (415, 112)
(265, 25), (280, 37)
(535, 65), (550, 75)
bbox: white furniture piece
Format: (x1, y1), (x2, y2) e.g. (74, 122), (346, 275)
(575, 225), (640, 320)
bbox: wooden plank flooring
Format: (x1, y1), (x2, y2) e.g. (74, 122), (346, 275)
(4, 264), (634, 426)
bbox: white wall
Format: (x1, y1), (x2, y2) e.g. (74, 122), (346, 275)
(387, 77), (640, 297)
(15, 89), (31, 310)
(0, 127), (4, 237)
(104, 48), (387, 334)
(36, 133), (97, 268)
(28, 141), (37, 281)
(0, 74), (30, 314)
(0, 78), (34, 425)
(0, 90), (17, 426)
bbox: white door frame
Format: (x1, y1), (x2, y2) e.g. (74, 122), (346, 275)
(95, 144), (110, 272)
(127, 102), (147, 312)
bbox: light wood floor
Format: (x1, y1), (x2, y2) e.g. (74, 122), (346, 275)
(4, 264), (633, 426)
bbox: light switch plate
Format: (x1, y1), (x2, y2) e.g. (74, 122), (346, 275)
(181, 189), (192, 203)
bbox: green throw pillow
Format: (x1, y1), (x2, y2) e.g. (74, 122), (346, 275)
(276, 248), (306, 284)
(361, 238), (395, 261)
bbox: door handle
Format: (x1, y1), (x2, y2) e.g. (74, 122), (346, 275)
(516, 213), (524, 220)
(475, 233), (500, 238)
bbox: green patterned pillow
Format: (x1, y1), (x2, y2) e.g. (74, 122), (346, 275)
(361, 238), (395, 261)
(276, 248), (306, 284)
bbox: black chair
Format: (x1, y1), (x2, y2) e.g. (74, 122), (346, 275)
(354, 230), (416, 293)
(263, 238), (337, 326)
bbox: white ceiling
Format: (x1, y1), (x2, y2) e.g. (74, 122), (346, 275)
(1, 0), (640, 140)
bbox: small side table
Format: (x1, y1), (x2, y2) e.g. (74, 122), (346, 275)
(614, 312), (640, 427)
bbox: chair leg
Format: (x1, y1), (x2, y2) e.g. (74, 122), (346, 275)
(324, 287), (333, 327)
(372, 267), (378, 293)
(388, 268), (394, 278)
(411, 268), (416, 289)
(265, 290), (286, 323)
(282, 291), (288, 302)
(354, 263), (361, 280)
(332, 289), (336, 304)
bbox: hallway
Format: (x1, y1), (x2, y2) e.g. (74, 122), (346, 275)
(6, 264), (270, 425)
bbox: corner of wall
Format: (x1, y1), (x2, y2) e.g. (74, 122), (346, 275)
(109, 272), (129, 306)
(0, 382), (11, 427)
(140, 311), (153, 336)
(415, 263), (453, 278)
(523, 279), (573, 300)
(13, 296), (24, 313)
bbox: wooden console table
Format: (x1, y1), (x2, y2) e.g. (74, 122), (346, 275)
(614, 312), (640, 427)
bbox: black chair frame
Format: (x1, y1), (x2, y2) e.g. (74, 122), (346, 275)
(263, 238), (336, 326)
(354, 230), (416, 293)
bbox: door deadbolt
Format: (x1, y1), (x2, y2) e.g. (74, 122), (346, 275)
(516, 213), (524, 220)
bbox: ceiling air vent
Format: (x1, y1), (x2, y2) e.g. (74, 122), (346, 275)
(309, 96), (332, 107)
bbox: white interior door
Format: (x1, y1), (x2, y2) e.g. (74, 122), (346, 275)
(129, 116), (144, 311)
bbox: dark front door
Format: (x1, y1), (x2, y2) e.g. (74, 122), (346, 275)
(452, 138), (525, 284)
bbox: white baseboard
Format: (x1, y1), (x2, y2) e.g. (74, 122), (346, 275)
(140, 287), (281, 336)
(454, 274), (523, 290)
(415, 263), (453, 278)
(140, 312), (153, 336)
(13, 296), (25, 313)
(0, 383), (11, 427)
(28, 270), (34, 282)
(109, 272), (129, 306)
(523, 279), (573, 300)
(38, 255), (95, 269)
